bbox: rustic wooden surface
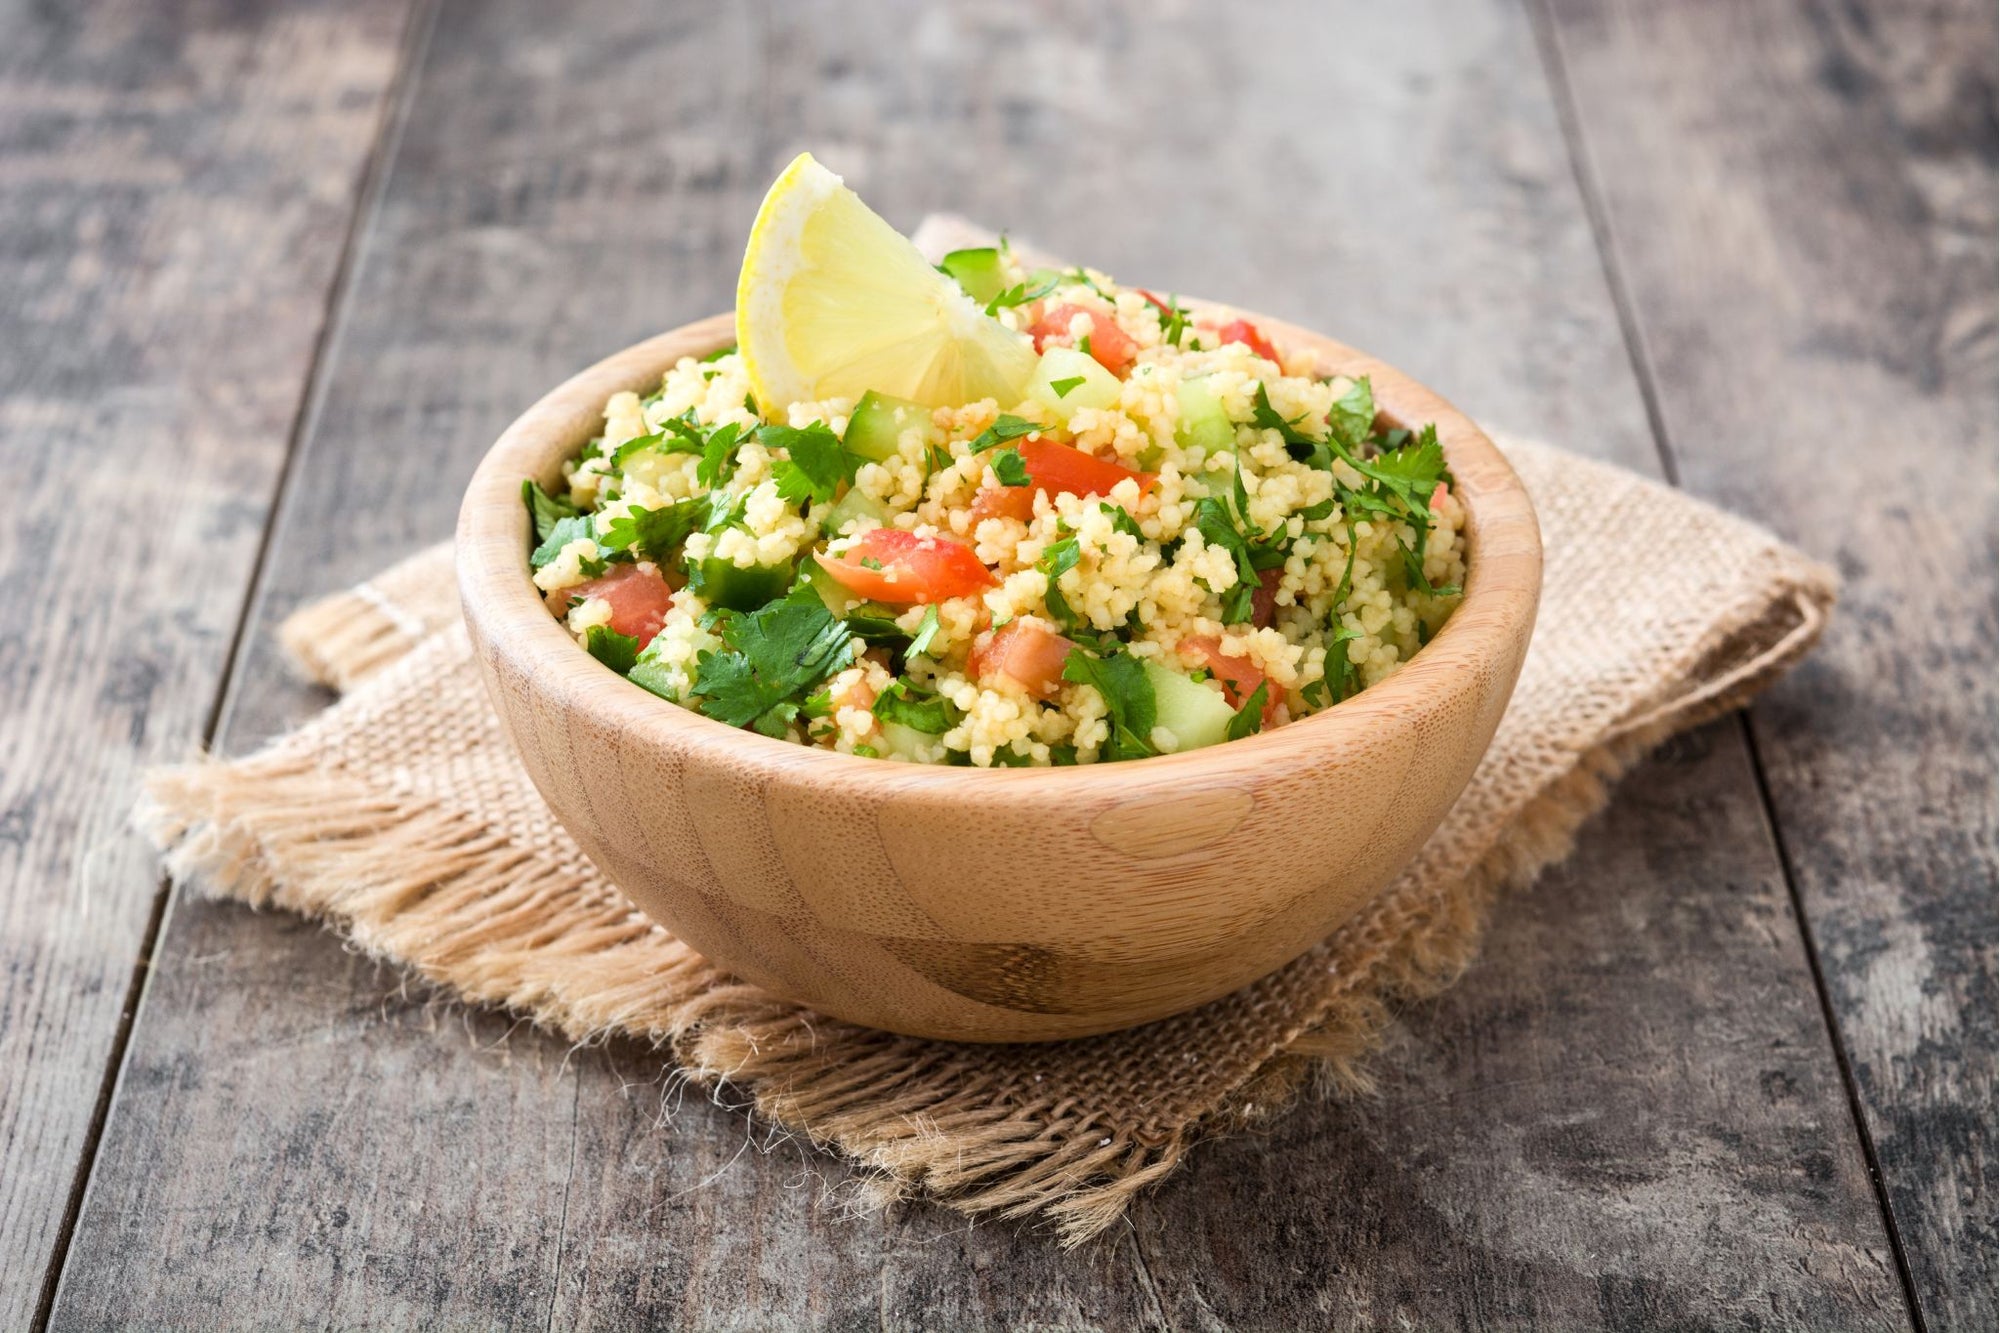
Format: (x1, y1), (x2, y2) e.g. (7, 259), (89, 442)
(2, 0), (1990, 1328)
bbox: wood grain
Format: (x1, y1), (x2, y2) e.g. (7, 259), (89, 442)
(1538, 1), (1997, 1325)
(0, 0), (415, 1323)
(47, 0), (1921, 1325)
(457, 313), (1541, 1041)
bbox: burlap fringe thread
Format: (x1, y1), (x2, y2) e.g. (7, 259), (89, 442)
(137, 564), (1825, 1243)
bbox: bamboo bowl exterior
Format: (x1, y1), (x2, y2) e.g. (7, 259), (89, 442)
(457, 311), (1541, 1042)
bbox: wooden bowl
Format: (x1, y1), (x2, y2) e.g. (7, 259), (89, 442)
(457, 311), (1540, 1042)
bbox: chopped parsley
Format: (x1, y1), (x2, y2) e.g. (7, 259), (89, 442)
(1153, 292), (1191, 348)
(524, 479), (579, 543)
(1048, 375), (1086, 399)
(583, 625), (640, 674)
(1190, 496), (1261, 624)
(764, 421), (860, 505)
(700, 343), (736, 363)
(969, 415), (1039, 453)
(906, 604), (943, 658)
(983, 272), (1058, 315)
(597, 495), (707, 561)
(1060, 642), (1156, 761)
(990, 447), (1031, 488)
(691, 590), (857, 737)
(873, 679), (956, 734)
(1100, 502), (1146, 542)
(1226, 683), (1268, 740)
(530, 514), (598, 572)
(1038, 533), (1083, 625)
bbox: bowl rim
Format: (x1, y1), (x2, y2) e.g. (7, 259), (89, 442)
(457, 307), (1542, 796)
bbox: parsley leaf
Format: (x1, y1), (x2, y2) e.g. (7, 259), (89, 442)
(1190, 496), (1260, 624)
(1226, 682), (1268, 740)
(531, 514), (598, 571)
(984, 273), (1058, 315)
(1250, 384), (1329, 466)
(584, 625), (640, 674)
(990, 447), (1031, 488)
(906, 604), (942, 658)
(872, 679), (957, 734)
(696, 421), (745, 490)
(597, 495), (708, 560)
(969, 415), (1039, 453)
(1152, 292), (1190, 348)
(762, 421), (860, 506)
(1048, 375), (1086, 399)
(1326, 376), (1376, 449)
(700, 344), (737, 363)
(1303, 525), (1362, 709)
(1060, 643), (1157, 761)
(1039, 534), (1083, 625)
(524, 479), (580, 544)
(692, 591), (857, 734)
(1100, 502), (1146, 542)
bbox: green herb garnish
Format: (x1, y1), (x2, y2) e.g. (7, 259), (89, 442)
(1048, 376), (1086, 399)
(524, 479), (580, 543)
(763, 421), (861, 505)
(584, 625), (640, 674)
(969, 415), (1039, 453)
(1060, 643), (1156, 761)
(991, 447), (1031, 488)
(873, 679), (957, 734)
(1226, 682), (1268, 740)
(692, 590), (857, 737)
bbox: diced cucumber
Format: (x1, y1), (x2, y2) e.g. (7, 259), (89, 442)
(823, 486), (890, 537)
(1174, 377), (1237, 457)
(844, 390), (930, 462)
(800, 555), (860, 615)
(1143, 661), (1236, 753)
(1029, 347), (1122, 420)
(878, 720), (944, 763)
(689, 557), (790, 612)
(938, 247), (1009, 305)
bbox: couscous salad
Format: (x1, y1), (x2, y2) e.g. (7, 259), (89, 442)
(525, 155), (1464, 767)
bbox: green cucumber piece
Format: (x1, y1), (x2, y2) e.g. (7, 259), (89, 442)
(878, 720), (943, 763)
(823, 486), (890, 536)
(1029, 346), (1122, 420)
(1143, 661), (1236, 752)
(844, 390), (930, 463)
(801, 556), (860, 615)
(1174, 377), (1236, 456)
(938, 247), (1008, 305)
(689, 557), (790, 612)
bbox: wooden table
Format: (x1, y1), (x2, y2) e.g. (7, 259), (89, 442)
(4, 2), (1993, 1328)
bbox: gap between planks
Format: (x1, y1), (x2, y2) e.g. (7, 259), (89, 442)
(28, 1), (446, 1326)
(1521, 2), (1929, 1329)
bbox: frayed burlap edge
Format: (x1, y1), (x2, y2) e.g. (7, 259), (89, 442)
(135, 573), (1828, 1245)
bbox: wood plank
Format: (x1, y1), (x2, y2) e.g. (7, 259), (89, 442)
(0, 0), (416, 1323)
(1536, 1), (1997, 1325)
(54, 0), (1909, 1326)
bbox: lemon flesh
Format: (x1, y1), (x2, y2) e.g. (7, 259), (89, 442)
(736, 154), (1038, 413)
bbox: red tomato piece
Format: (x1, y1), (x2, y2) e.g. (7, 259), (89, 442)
(969, 486), (1037, 525)
(1250, 566), (1285, 630)
(1182, 635), (1284, 727)
(1028, 303), (1139, 377)
(562, 563), (676, 648)
(816, 528), (996, 605)
(970, 620), (1075, 698)
(1217, 318), (1280, 363)
(1020, 437), (1156, 500)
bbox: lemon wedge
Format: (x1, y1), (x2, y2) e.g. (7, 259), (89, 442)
(736, 153), (1038, 413)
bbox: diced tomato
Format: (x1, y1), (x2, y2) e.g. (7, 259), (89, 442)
(970, 620), (1075, 697)
(1217, 319), (1280, 363)
(1028, 303), (1139, 377)
(1020, 437), (1156, 500)
(561, 563), (676, 648)
(816, 528), (996, 605)
(1182, 635), (1284, 727)
(969, 439), (1155, 524)
(969, 486), (1037, 525)
(1250, 566), (1285, 630)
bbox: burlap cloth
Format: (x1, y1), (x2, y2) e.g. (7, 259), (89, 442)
(140, 227), (1838, 1240)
